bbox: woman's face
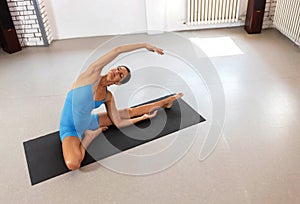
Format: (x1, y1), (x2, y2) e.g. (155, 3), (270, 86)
(107, 66), (129, 84)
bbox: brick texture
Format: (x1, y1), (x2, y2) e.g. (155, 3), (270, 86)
(6, 0), (53, 46)
(263, 0), (277, 29)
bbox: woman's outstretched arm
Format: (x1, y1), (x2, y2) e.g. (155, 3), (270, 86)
(85, 43), (164, 77)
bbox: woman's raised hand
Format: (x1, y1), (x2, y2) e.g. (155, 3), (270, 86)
(146, 44), (164, 55)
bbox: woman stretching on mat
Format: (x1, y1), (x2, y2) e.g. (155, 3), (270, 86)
(60, 43), (183, 171)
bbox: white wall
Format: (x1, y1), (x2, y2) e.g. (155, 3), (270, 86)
(45, 0), (249, 40)
(165, 0), (187, 31)
(44, 0), (147, 39)
(145, 0), (166, 34)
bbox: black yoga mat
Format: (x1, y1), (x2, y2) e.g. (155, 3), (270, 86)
(23, 95), (206, 185)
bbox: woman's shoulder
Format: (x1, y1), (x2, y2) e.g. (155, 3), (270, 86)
(105, 90), (113, 101)
(71, 73), (99, 90)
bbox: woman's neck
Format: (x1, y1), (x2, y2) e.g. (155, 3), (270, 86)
(99, 74), (113, 87)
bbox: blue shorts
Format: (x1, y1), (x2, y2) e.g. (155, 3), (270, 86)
(59, 84), (104, 141)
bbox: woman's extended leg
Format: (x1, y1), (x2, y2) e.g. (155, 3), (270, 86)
(98, 93), (183, 127)
(128, 92), (183, 117)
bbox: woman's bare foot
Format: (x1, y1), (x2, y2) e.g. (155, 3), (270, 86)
(81, 126), (108, 149)
(164, 93), (184, 109)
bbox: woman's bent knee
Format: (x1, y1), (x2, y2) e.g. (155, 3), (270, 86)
(65, 158), (81, 170)
(61, 136), (82, 170)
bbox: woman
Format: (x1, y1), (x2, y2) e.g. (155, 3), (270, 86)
(60, 43), (183, 170)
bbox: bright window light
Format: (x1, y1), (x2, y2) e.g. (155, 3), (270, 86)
(189, 37), (244, 57)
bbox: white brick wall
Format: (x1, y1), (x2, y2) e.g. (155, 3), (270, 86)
(263, 0), (277, 29)
(37, 0), (53, 44)
(6, 0), (53, 46)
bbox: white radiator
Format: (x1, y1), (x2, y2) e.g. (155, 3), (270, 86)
(274, 0), (300, 46)
(187, 0), (241, 25)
